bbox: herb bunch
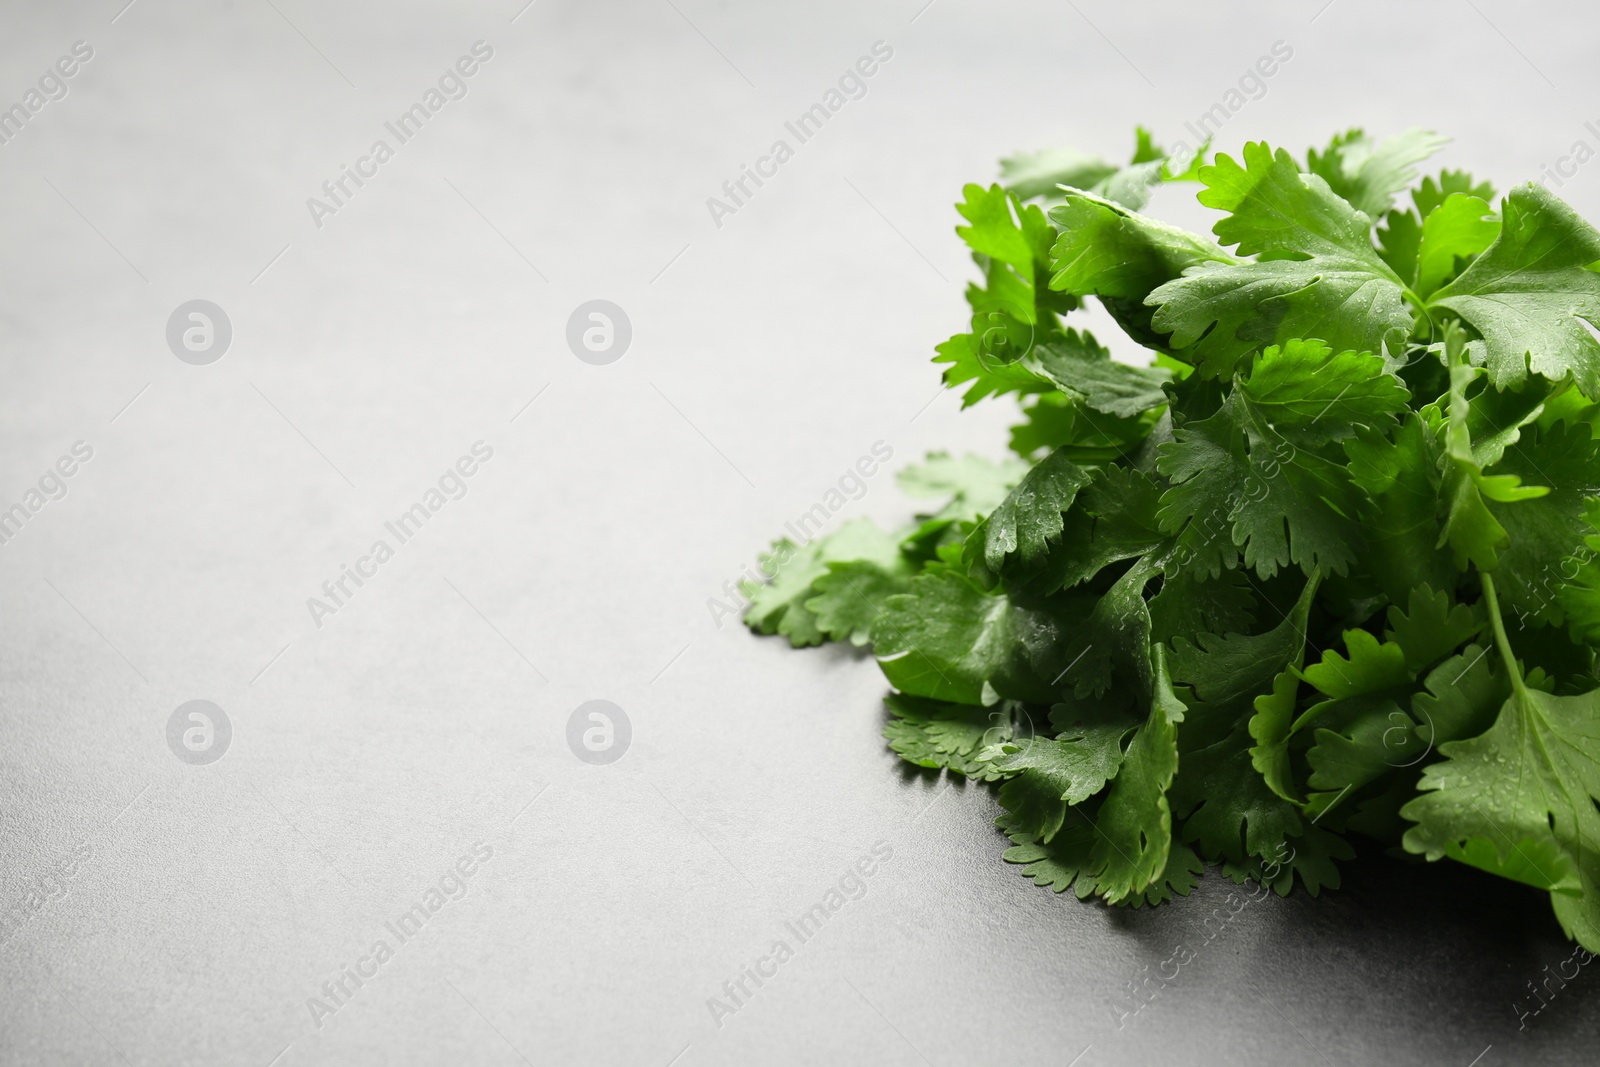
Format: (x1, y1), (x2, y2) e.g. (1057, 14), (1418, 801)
(744, 127), (1600, 949)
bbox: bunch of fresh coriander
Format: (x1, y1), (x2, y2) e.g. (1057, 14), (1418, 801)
(742, 126), (1600, 949)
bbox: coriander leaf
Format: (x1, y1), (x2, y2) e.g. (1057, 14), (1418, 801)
(1305, 701), (1425, 795)
(1468, 375), (1552, 468)
(1001, 148), (1118, 202)
(1091, 644), (1187, 903)
(1305, 128), (1450, 220)
(1147, 143), (1412, 376)
(1177, 734), (1307, 878)
(1064, 559), (1164, 701)
(1344, 413), (1456, 603)
(1157, 340), (1404, 578)
(956, 182), (1057, 284)
(1147, 568), (1257, 647)
(1380, 171), (1498, 291)
(1048, 190), (1238, 301)
(1428, 183), (1600, 396)
(999, 808), (1101, 897)
(1415, 193), (1500, 297)
(1415, 170), (1497, 216)
(1234, 339), (1410, 440)
(933, 328), (1052, 407)
(1436, 334), (1550, 571)
(806, 558), (916, 647)
(1024, 329), (1174, 418)
(883, 693), (1013, 780)
(1383, 585), (1483, 672)
(1557, 500), (1600, 642)
(874, 570), (1070, 705)
(741, 518), (904, 647)
(1444, 835), (1583, 896)
(1169, 577), (1321, 867)
(972, 447), (1094, 571)
(1377, 204), (1424, 285)
(1211, 141), (1388, 258)
(1131, 842), (1206, 906)
(1160, 573), (1317, 810)
(1082, 126), (1196, 212)
(1292, 630), (1408, 703)
(1036, 466), (1168, 593)
(988, 725), (1132, 842)
(1404, 680), (1600, 948)
(1412, 644), (1509, 747)
(1007, 391), (1160, 461)
(898, 451), (1030, 520)
(1487, 421), (1600, 627)
(938, 183), (1071, 406)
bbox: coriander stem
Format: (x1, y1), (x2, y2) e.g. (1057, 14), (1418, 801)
(1480, 572), (1528, 701)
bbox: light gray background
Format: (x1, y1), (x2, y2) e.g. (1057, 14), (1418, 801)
(2, 1), (1597, 1064)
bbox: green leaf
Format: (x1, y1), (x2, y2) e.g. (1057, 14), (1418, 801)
(988, 722), (1132, 842)
(1167, 577), (1322, 867)
(1411, 644), (1509, 747)
(1305, 128), (1450, 220)
(1147, 568), (1257, 647)
(1404, 681), (1600, 948)
(806, 559), (916, 647)
(1384, 585), (1483, 672)
(1557, 500), (1600, 641)
(1025, 329), (1173, 418)
(1305, 701), (1425, 795)
(1377, 204), (1424, 284)
(1436, 331), (1550, 571)
(1428, 183), (1600, 396)
(1158, 340), (1405, 579)
(1415, 193), (1500, 297)
(1007, 390), (1160, 462)
(1147, 143), (1413, 377)
(1378, 169), (1497, 286)
(998, 807), (1101, 897)
(873, 570), (1069, 706)
(933, 328), (1051, 407)
(898, 452), (1029, 521)
(972, 448), (1094, 571)
(1048, 190), (1238, 301)
(1344, 414), (1455, 603)
(1036, 466), (1168, 593)
(1001, 148), (1118, 202)
(883, 693), (1014, 779)
(1091, 644), (1187, 903)
(1234, 339), (1410, 440)
(1486, 421), (1600, 627)
(1160, 574), (1318, 810)
(741, 518), (904, 647)
(956, 182), (1056, 283)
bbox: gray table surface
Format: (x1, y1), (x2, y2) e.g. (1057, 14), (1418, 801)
(2, 1), (1597, 1063)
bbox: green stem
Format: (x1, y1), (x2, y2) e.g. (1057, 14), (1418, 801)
(1480, 572), (1528, 702)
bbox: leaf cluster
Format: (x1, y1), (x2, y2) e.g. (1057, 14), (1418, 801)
(745, 128), (1600, 945)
